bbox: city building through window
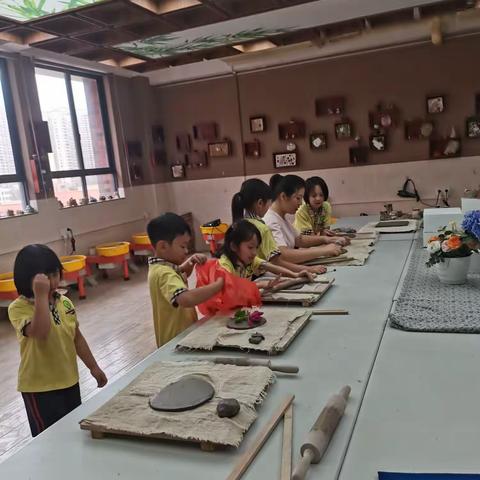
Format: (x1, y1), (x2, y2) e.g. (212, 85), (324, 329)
(35, 66), (118, 207)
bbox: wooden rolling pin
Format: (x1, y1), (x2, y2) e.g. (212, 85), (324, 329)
(208, 357), (299, 374)
(291, 386), (351, 480)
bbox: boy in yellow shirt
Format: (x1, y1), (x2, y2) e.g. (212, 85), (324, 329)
(8, 244), (107, 437)
(147, 213), (224, 347)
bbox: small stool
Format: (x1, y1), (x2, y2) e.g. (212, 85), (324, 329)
(88, 242), (131, 281)
(200, 223), (228, 256)
(60, 255), (88, 300)
(131, 233), (154, 256)
(0, 272), (18, 304)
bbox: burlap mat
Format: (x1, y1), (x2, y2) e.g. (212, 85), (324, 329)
(176, 308), (310, 353)
(80, 361), (275, 447)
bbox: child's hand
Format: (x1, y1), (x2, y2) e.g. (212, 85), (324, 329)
(258, 276), (282, 291)
(213, 277), (224, 290)
(324, 243), (344, 256)
(90, 366), (108, 388)
(189, 253), (207, 265)
(32, 274), (50, 298)
(296, 270), (315, 282)
(308, 265), (327, 275)
(331, 236), (350, 246)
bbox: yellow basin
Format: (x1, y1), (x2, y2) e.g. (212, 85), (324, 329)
(96, 242), (130, 257)
(132, 233), (151, 246)
(0, 272), (16, 293)
(60, 255), (86, 273)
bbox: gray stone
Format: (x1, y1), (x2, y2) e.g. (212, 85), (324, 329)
(249, 332), (265, 345)
(217, 398), (240, 418)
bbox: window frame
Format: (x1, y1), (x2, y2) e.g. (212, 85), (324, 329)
(0, 57), (29, 207)
(34, 63), (118, 199)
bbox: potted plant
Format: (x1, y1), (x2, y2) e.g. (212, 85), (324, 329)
(462, 210), (480, 273)
(426, 222), (477, 284)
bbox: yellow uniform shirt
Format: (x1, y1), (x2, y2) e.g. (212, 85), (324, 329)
(8, 294), (79, 393)
(218, 254), (266, 280)
(294, 201), (332, 235)
(148, 258), (197, 348)
(245, 216), (281, 261)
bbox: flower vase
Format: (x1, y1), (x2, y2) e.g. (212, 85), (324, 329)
(435, 256), (471, 285)
(469, 253), (480, 274)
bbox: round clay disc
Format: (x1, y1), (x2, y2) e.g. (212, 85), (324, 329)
(227, 316), (267, 330)
(149, 375), (215, 412)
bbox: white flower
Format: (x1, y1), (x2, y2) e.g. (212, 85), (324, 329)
(441, 241), (451, 252)
(427, 240), (441, 253)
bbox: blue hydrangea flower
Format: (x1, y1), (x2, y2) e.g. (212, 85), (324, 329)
(462, 210), (480, 240)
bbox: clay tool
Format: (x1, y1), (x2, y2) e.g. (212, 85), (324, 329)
(205, 357), (299, 374)
(310, 309), (349, 315)
(281, 404), (294, 480)
(291, 386), (351, 480)
(227, 394), (294, 480)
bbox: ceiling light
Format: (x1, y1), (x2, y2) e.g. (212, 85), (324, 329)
(232, 40), (276, 53)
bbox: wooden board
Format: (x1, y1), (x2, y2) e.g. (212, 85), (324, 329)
(262, 279), (334, 306)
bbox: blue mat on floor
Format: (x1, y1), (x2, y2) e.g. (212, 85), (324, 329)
(379, 473), (480, 480)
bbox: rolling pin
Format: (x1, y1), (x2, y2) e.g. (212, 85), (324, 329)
(211, 357), (299, 374)
(291, 385), (351, 480)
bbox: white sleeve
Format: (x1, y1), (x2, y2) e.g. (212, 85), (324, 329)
(265, 217), (288, 247)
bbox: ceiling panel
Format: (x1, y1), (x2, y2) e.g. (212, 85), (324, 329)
(32, 15), (101, 35)
(77, 1), (155, 26)
(32, 37), (93, 53)
(76, 29), (136, 45)
(161, 4), (226, 29)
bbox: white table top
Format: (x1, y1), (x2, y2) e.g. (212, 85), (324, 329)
(0, 218), (416, 480)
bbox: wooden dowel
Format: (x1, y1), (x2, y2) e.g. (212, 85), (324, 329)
(280, 404), (293, 480)
(227, 395), (295, 480)
(310, 309), (349, 315)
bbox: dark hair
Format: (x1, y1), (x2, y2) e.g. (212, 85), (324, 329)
(13, 244), (63, 298)
(223, 220), (262, 266)
(269, 174), (305, 200)
(231, 179), (272, 222)
(147, 212), (191, 246)
(304, 176), (329, 204)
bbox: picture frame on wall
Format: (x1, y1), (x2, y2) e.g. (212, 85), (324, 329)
(426, 95), (445, 114)
(369, 134), (387, 152)
(176, 133), (191, 153)
(250, 116), (266, 133)
(193, 122), (217, 141)
(315, 96), (345, 116)
(429, 137), (461, 159)
(245, 140), (261, 157)
(335, 120), (353, 140)
(310, 133), (328, 150)
(171, 164), (186, 179)
(208, 141), (231, 158)
(349, 146), (368, 165)
(273, 152), (297, 169)
(188, 150), (208, 168)
(278, 120), (306, 140)
(405, 119), (434, 140)
(466, 116), (480, 139)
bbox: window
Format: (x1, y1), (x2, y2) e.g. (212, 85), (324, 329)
(0, 59), (28, 217)
(35, 66), (118, 206)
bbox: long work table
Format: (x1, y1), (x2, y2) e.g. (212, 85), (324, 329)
(0, 217), (418, 480)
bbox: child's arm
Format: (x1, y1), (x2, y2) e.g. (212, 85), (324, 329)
(179, 254), (208, 277)
(279, 244), (343, 263)
(175, 278), (224, 308)
(296, 234), (350, 248)
(24, 274), (52, 340)
(263, 261), (314, 281)
(271, 255), (325, 275)
(74, 327), (108, 387)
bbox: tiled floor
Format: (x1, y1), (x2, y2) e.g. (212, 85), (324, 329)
(0, 266), (156, 460)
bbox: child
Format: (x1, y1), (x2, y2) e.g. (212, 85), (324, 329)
(294, 176), (333, 235)
(264, 174), (349, 264)
(147, 213), (223, 347)
(231, 178), (326, 275)
(218, 220), (314, 288)
(8, 244), (107, 438)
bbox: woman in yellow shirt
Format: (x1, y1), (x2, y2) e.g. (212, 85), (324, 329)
(294, 176), (333, 235)
(8, 244), (107, 437)
(231, 178), (326, 275)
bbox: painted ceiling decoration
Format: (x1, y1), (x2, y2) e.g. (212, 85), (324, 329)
(1, 0), (103, 22)
(0, 0), (475, 72)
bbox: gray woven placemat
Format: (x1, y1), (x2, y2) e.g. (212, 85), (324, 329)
(390, 241), (480, 333)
